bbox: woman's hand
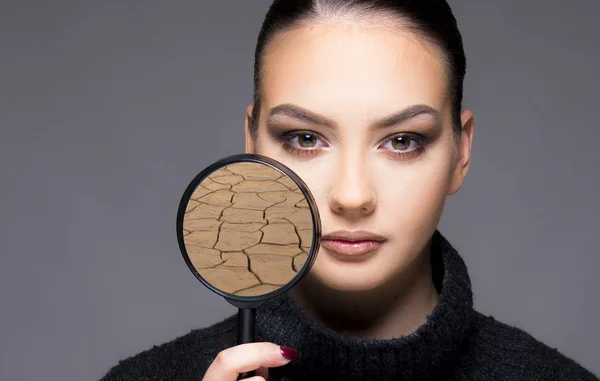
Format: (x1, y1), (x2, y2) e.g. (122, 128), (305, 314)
(202, 342), (300, 381)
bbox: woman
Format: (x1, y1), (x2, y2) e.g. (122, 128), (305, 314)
(102, 1), (598, 380)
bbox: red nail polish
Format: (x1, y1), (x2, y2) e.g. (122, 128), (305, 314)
(256, 336), (263, 342)
(280, 346), (300, 360)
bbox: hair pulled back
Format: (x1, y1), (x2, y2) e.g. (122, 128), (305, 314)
(250, 0), (466, 135)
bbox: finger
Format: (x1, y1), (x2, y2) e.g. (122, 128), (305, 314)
(239, 377), (265, 381)
(203, 343), (298, 381)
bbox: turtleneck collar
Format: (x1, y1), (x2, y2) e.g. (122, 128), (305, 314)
(255, 230), (475, 380)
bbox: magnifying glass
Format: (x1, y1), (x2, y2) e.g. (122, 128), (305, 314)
(176, 153), (321, 379)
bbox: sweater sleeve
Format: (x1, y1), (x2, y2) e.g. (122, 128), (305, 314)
(462, 313), (599, 381)
(99, 317), (238, 381)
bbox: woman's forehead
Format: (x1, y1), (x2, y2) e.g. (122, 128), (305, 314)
(260, 22), (451, 119)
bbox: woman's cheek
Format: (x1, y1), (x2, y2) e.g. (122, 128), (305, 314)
(381, 162), (451, 228)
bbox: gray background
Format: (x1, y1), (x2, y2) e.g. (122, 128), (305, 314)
(1, 1), (598, 380)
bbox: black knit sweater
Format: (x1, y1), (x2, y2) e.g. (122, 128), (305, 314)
(101, 231), (598, 380)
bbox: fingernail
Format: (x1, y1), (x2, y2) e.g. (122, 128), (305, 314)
(256, 336), (263, 342)
(280, 346), (300, 360)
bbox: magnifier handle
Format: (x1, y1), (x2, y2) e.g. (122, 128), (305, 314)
(237, 308), (256, 380)
(238, 370), (255, 379)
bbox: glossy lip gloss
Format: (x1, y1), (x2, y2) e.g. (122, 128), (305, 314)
(321, 239), (383, 256)
(320, 230), (386, 257)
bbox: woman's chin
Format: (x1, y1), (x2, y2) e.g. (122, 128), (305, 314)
(305, 260), (388, 293)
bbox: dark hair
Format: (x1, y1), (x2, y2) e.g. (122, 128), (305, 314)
(249, 0), (466, 136)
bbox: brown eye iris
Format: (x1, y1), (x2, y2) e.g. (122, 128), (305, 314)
(298, 133), (317, 148)
(391, 136), (411, 150)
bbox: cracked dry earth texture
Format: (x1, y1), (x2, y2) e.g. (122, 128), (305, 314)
(182, 162), (314, 297)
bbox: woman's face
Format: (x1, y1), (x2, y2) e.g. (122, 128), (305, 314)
(245, 20), (473, 292)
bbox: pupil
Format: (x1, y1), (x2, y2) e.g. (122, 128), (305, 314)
(392, 136), (410, 150)
(299, 134), (316, 147)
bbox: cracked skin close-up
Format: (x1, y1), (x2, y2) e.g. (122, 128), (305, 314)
(182, 162), (314, 297)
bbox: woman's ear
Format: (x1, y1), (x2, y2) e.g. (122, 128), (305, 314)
(244, 104), (256, 154)
(448, 109), (474, 195)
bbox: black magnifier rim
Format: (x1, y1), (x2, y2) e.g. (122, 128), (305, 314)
(176, 153), (321, 306)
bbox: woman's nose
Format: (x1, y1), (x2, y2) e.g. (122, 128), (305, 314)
(328, 157), (376, 218)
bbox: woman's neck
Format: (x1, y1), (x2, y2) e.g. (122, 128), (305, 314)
(289, 245), (439, 340)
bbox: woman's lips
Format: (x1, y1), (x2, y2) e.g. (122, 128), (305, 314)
(320, 239), (384, 256)
(320, 230), (386, 257)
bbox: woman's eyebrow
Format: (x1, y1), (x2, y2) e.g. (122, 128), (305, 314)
(267, 104), (334, 127)
(373, 104), (441, 130)
(266, 103), (441, 129)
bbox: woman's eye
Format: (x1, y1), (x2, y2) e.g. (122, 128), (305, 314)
(296, 133), (318, 148)
(284, 132), (325, 150)
(384, 135), (419, 152)
(380, 133), (429, 159)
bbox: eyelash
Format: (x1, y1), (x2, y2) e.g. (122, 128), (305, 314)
(280, 130), (430, 159)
